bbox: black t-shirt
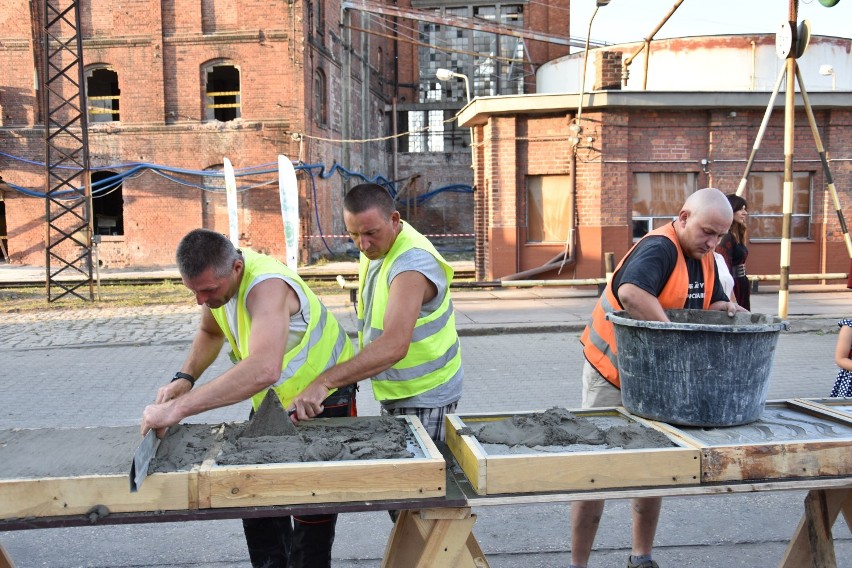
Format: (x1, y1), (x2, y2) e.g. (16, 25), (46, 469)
(612, 235), (728, 309)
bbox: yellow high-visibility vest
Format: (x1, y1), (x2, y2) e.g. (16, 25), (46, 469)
(211, 249), (354, 410)
(357, 222), (461, 401)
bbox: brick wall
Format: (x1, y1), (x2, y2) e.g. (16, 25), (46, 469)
(474, 106), (852, 281)
(0, 0), (393, 268)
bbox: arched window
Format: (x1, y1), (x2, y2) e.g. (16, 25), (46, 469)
(86, 67), (120, 123)
(204, 62), (241, 122)
(91, 170), (124, 236)
(314, 69), (327, 126)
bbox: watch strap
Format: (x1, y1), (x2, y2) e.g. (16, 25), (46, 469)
(171, 371), (196, 387)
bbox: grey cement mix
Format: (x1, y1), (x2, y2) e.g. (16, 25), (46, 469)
(461, 407), (675, 454)
(218, 402), (414, 465)
(0, 426), (141, 478)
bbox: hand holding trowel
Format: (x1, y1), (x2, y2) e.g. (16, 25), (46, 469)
(131, 376), (190, 492)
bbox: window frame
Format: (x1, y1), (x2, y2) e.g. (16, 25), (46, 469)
(85, 66), (120, 123)
(745, 171), (813, 242)
(203, 61), (242, 122)
(631, 172), (699, 241)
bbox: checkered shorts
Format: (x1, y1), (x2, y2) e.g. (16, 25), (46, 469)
(380, 402), (458, 442)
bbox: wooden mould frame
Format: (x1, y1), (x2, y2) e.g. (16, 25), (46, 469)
(793, 397), (852, 422)
(0, 417), (445, 520)
(444, 408), (701, 496)
(652, 400), (852, 484)
(198, 416), (446, 508)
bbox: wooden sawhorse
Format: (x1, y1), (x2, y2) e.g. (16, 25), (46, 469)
(780, 488), (852, 568)
(383, 507), (489, 568)
(0, 543), (15, 568)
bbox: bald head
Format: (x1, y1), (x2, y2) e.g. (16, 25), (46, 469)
(682, 187), (733, 220)
(675, 188), (734, 259)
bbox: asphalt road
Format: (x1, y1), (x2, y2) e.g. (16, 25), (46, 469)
(1, 311), (851, 567)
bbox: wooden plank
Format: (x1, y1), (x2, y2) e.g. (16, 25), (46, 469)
(0, 542), (15, 568)
(805, 490), (838, 567)
(793, 398), (852, 424)
(777, 489), (851, 568)
(0, 472), (191, 518)
(484, 448), (698, 494)
(203, 458), (445, 508)
(701, 440), (852, 483)
(382, 509), (478, 568)
(445, 415), (487, 494)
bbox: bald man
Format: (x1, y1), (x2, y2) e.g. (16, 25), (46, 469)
(574, 187), (748, 568)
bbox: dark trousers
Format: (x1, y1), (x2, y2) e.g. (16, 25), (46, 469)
(243, 385), (356, 568)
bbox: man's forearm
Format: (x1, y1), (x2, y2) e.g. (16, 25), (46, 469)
(180, 327), (226, 379)
(172, 356), (278, 418)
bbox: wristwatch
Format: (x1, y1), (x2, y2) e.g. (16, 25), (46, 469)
(171, 371), (196, 388)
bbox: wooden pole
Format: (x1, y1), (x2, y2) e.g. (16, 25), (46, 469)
(778, 0), (798, 319)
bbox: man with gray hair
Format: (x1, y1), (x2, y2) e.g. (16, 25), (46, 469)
(141, 228), (354, 568)
(575, 187), (747, 568)
(289, 183), (463, 443)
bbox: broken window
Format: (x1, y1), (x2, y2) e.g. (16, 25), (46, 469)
(86, 67), (120, 123)
(91, 170), (124, 236)
(204, 63), (241, 122)
(418, 4), (525, 103)
(400, 109), (467, 153)
(314, 69), (327, 126)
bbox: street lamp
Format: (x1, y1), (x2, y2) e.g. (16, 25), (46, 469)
(819, 64), (836, 91)
(436, 68), (471, 103)
(571, 0), (611, 146)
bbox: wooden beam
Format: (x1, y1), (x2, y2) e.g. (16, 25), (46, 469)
(778, 489), (851, 568)
(0, 543), (15, 568)
(383, 508), (489, 568)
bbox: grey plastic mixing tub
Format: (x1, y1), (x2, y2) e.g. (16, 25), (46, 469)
(607, 310), (788, 427)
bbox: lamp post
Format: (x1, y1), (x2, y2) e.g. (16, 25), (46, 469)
(570, 0), (611, 146)
(436, 68), (475, 175)
(436, 68), (471, 104)
(819, 64), (836, 91)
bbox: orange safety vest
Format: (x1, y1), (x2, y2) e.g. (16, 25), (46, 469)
(580, 222), (717, 388)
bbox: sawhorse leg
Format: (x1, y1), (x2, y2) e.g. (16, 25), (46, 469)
(778, 488), (852, 568)
(0, 542), (15, 568)
(382, 507), (489, 568)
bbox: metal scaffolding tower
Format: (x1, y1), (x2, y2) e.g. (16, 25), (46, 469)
(41, 0), (94, 301)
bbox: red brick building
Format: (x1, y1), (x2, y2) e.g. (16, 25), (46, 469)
(0, 0), (572, 268)
(462, 35), (852, 282)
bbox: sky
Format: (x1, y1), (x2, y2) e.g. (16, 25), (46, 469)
(568, 0), (852, 47)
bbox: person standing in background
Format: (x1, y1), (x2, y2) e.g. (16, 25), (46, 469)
(717, 194), (751, 310)
(830, 318), (852, 397)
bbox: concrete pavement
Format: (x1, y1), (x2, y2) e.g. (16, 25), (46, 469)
(1, 266), (851, 567)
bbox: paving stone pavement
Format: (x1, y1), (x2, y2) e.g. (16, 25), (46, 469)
(1, 287), (851, 567)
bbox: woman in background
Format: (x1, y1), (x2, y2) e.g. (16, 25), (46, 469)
(831, 319), (852, 397)
(717, 194), (750, 311)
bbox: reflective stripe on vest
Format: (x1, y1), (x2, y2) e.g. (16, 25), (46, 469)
(210, 249), (354, 410)
(356, 222), (461, 401)
(580, 222), (716, 388)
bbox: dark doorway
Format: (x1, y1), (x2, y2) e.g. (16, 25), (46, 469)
(91, 171), (124, 236)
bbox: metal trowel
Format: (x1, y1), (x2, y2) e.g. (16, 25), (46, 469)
(130, 429), (162, 492)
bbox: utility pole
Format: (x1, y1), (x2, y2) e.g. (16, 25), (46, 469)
(41, 0), (94, 302)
